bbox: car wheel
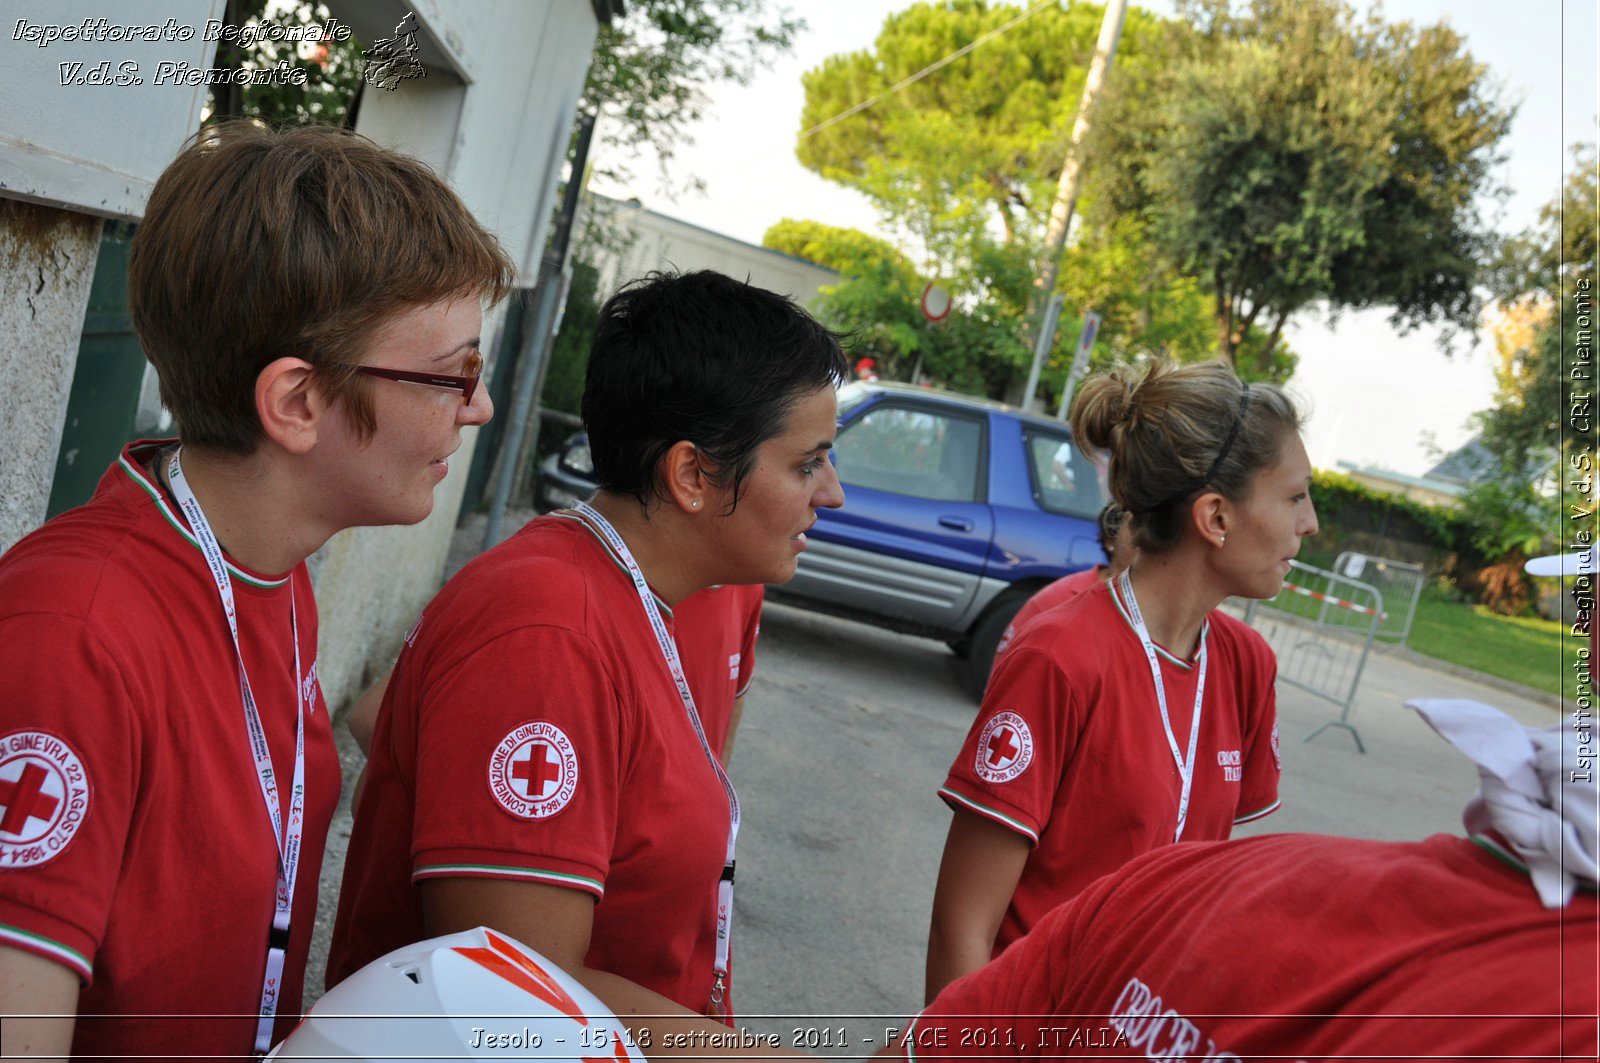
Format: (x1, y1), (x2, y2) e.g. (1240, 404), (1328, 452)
(959, 590), (1031, 703)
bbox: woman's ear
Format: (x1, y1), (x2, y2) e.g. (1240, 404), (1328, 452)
(660, 440), (707, 513)
(256, 357), (321, 455)
(1190, 490), (1229, 549)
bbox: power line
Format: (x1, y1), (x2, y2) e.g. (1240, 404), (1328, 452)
(594, 0), (1057, 231)
(796, 0), (1056, 143)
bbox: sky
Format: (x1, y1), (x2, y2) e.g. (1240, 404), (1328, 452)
(589, 0), (1597, 477)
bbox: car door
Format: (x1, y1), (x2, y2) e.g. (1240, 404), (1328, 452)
(788, 399), (995, 631)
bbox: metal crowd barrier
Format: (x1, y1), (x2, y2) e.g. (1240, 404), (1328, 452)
(1334, 551), (1425, 646)
(1242, 560), (1386, 753)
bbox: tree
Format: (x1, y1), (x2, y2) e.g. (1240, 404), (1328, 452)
(1448, 146), (1595, 613)
(583, 0), (803, 189)
(794, 2), (1292, 400)
(1088, 0), (1513, 375)
(205, 0), (365, 128)
(764, 219), (1031, 396)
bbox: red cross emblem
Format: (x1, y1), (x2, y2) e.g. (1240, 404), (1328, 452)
(974, 712), (1034, 784)
(0, 763), (60, 836)
(512, 742), (561, 799)
(0, 732), (91, 866)
(489, 722), (579, 820)
(985, 727), (1020, 768)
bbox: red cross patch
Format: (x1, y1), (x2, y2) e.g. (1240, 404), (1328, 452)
(489, 722), (579, 820)
(974, 711), (1034, 784)
(0, 730), (91, 868)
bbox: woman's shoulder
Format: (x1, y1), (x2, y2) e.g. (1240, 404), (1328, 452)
(1009, 584), (1122, 674)
(1206, 608), (1275, 671)
(426, 515), (607, 636)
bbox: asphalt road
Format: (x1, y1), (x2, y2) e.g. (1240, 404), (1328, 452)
(305, 592), (1562, 1045)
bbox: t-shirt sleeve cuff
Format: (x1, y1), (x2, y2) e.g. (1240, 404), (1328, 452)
(412, 849), (606, 899)
(1233, 796), (1281, 824)
(937, 782), (1041, 846)
(0, 903), (96, 985)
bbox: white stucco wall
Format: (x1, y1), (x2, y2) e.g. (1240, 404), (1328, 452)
(0, 0), (221, 220)
(0, 202), (101, 553)
(308, 0), (601, 711)
(0, 0), (219, 550)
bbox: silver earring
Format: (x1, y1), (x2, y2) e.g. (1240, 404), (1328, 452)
(1219, 534), (1226, 545)
(691, 500), (700, 509)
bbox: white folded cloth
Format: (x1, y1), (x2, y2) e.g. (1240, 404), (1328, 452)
(1408, 698), (1598, 908)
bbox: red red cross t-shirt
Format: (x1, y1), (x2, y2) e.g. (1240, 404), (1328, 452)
(328, 510), (734, 1018)
(0, 441), (340, 1059)
(940, 579), (1279, 953)
(906, 833), (1598, 1060)
(673, 583), (764, 761)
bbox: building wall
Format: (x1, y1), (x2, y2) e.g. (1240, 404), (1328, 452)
(587, 196), (840, 307)
(308, 0), (600, 711)
(0, 202), (102, 553)
(1339, 467), (1464, 511)
(0, 0), (219, 551)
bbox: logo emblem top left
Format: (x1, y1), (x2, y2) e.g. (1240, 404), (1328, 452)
(0, 730), (92, 868)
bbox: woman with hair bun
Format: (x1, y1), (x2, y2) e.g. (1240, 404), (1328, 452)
(925, 359), (1318, 1001)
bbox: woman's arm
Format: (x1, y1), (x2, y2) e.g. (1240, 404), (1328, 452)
(422, 879), (807, 1061)
(923, 810), (1030, 1005)
(0, 944), (79, 1058)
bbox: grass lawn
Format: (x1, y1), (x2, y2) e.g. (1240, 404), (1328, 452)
(1404, 585), (1582, 699)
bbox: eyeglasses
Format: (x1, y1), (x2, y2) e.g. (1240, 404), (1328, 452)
(337, 348), (483, 404)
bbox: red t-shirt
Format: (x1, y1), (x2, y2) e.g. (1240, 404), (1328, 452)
(908, 833), (1598, 1061)
(996, 566), (1107, 662)
(0, 441), (340, 1059)
(328, 510), (735, 1017)
(941, 579), (1279, 952)
(673, 584), (763, 760)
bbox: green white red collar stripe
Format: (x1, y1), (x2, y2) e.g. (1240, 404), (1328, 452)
(550, 508), (673, 619)
(117, 449), (288, 589)
(1107, 574), (1206, 670)
(1471, 834), (1599, 892)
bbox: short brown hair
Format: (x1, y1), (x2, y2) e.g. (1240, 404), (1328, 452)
(129, 121), (515, 454)
(1071, 359), (1304, 555)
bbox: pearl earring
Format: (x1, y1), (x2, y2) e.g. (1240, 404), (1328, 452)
(1219, 535), (1226, 545)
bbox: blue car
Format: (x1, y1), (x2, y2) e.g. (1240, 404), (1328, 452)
(536, 381), (1108, 698)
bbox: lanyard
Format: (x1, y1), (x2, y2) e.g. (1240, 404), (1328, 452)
(166, 449), (307, 1055)
(1116, 569), (1206, 842)
(572, 502), (741, 1019)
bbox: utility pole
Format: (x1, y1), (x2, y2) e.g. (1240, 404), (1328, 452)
(1022, 0), (1128, 382)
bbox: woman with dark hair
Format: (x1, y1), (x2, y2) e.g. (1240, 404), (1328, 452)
(329, 271), (847, 1032)
(925, 359), (1318, 1001)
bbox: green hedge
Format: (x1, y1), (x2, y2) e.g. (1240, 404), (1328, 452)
(1308, 470), (1483, 576)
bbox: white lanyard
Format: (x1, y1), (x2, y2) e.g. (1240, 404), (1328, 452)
(166, 449), (307, 1055)
(572, 503), (741, 1018)
(1116, 569), (1206, 842)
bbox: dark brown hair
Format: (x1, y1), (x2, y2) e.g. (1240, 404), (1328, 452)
(129, 121), (515, 454)
(1071, 359), (1304, 554)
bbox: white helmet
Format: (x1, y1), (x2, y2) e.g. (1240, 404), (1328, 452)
(267, 927), (639, 1061)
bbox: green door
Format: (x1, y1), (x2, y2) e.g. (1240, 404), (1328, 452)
(47, 222), (167, 518)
